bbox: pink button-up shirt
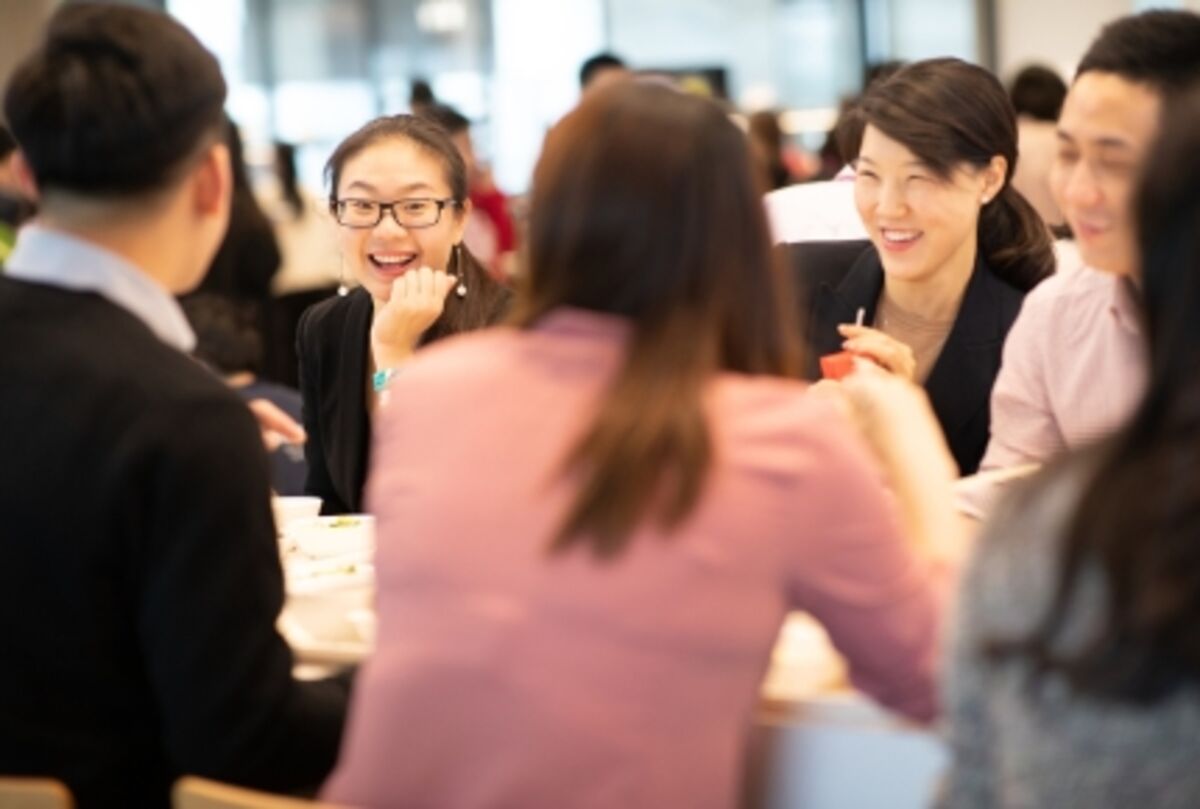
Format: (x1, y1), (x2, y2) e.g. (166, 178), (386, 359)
(323, 309), (945, 809)
(982, 262), (1146, 471)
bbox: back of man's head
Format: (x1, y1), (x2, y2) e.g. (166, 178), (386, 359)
(1077, 10), (1200, 97)
(580, 52), (627, 89)
(1010, 64), (1067, 121)
(3, 4), (227, 200)
(416, 103), (471, 137)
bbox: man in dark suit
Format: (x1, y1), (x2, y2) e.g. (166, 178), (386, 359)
(0, 6), (348, 807)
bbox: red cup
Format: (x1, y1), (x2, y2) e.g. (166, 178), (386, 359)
(819, 351), (856, 380)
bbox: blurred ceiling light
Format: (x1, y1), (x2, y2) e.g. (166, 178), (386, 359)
(780, 107), (839, 135)
(740, 83), (778, 113)
(416, 0), (468, 34)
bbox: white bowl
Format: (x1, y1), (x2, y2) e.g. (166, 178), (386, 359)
(272, 496), (323, 533)
(282, 578), (374, 645)
(286, 514), (375, 558)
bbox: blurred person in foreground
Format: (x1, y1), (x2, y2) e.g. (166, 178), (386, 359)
(0, 6), (347, 807)
(973, 10), (1200, 517)
(1008, 64), (1068, 230)
(942, 81), (1200, 808)
(0, 124), (37, 261)
(323, 81), (962, 809)
(297, 115), (509, 515)
(579, 51), (631, 95)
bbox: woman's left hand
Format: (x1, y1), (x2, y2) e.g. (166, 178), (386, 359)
(837, 324), (917, 382)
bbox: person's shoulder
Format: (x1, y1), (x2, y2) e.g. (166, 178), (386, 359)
(1011, 263), (1119, 348)
(402, 324), (522, 381)
(298, 289), (366, 338)
(1035, 256), (1113, 297)
(712, 375), (865, 467)
(302, 288), (365, 322)
(3, 282), (245, 418)
(975, 257), (1031, 318)
(779, 239), (875, 293)
(968, 447), (1102, 621)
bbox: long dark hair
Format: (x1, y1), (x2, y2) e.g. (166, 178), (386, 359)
(324, 115), (508, 340)
(999, 86), (1200, 703)
(843, 58), (1054, 292)
(516, 81), (802, 558)
(274, 141), (305, 220)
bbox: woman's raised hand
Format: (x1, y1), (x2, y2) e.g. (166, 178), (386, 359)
(836, 323), (917, 381)
(370, 266), (457, 369)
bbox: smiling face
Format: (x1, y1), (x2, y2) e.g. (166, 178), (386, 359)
(335, 136), (468, 302)
(854, 124), (1002, 286)
(1050, 71), (1161, 277)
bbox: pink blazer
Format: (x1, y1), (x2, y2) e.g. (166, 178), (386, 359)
(324, 308), (945, 809)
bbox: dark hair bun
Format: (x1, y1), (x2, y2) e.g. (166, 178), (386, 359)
(3, 4), (227, 196)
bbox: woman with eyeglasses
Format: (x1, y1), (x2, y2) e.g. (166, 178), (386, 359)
(298, 116), (509, 515)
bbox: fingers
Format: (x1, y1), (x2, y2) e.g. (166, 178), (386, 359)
(247, 398), (306, 451)
(373, 266), (458, 364)
(836, 325), (916, 381)
(391, 266), (457, 304)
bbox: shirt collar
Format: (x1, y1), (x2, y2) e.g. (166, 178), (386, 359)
(4, 224), (196, 352)
(1106, 270), (1143, 337)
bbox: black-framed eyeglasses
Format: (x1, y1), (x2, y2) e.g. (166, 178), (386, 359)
(332, 197), (460, 229)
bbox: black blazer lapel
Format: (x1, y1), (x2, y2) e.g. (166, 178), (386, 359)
(807, 246), (885, 377)
(330, 289), (373, 513)
(924, 258), (1025, 473)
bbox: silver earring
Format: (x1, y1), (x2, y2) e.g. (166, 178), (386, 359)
(454, 244), (467, 298)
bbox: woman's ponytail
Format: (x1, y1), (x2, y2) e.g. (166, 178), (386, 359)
(978, 184), (1056, 292)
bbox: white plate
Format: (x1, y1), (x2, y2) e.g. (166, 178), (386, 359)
(284, 514), (375, 558)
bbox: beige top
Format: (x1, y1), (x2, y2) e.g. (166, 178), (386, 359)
(876, 292), (956, 384)
(1013, 118), (1065, 228)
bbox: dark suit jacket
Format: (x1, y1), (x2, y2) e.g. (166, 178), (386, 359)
(0, 277), (348, 809)
(783, 240), (1028, 475)
(297, 288), (373, 515)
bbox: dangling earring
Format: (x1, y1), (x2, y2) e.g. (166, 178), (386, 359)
(453, 244), (467, 298)
(337, 257), (349, 297)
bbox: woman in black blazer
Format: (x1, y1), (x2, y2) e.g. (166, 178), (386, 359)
(298, 116), (509, 514)
(787, 59), (1055, 474)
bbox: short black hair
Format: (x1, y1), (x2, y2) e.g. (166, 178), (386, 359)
(410, 78), (435, 107)
(1077, 10), (1200, 97)
(3, 4), (227, 197)
(579, 52), (627, 88)
(1009, 64), (1067, 121)
(416, 103), (471, 136)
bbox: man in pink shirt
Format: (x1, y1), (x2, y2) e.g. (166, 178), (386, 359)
(977, 10), (1200, 490)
